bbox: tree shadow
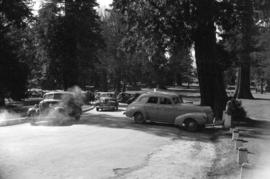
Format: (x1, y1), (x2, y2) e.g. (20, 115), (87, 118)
(74, 113), (220, 143)
(251, 98), (270, 101)
(235, 118), (270, 128)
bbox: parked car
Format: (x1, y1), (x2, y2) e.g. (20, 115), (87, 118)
(26, 88), (44, 98)
(117, 91), (145, 104)
(96, 96), (118, 111)
(27, 91), (82, 121)
(124, 91), (214, 131)
(94, 92), (115, 100)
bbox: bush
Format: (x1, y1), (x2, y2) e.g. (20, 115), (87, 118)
(226, 98), (247, 122)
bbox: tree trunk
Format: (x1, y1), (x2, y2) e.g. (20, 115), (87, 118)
(235, 63), (254, 99)
(235, 0), (254, 99)
(260, 78), (264, 94)
(195, 39), (228, 119)
(194, 0), (228, 119)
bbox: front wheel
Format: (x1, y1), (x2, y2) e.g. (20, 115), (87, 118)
(134, 112), (145, 123)
(184, 119), (199, 132)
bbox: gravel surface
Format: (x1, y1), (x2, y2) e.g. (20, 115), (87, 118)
(0, 108), (219, 179)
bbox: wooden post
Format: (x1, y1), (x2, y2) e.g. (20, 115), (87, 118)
(235, 138), (243, 150)
(223, 111), (231, 129)
(232, 129), (239, 140)
(240, 163), (252, 179)
(238, 147), (248, 165)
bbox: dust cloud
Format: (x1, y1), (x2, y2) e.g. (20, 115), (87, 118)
(0, 110), (22, 122)
(31, 86), (85, 125)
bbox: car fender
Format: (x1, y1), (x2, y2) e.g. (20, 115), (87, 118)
(126, 106), (147, 119)
(27, 107), (39, 116)
(174, 112), (207, 126)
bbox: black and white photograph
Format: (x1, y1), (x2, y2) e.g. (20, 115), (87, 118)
(0, 0), (270, 178)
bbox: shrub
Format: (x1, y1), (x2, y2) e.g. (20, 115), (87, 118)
(226, 98), (247, 122)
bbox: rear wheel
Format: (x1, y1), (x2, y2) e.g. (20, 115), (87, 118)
(134, 112), (145, 123)
(184, 119), (199, 132)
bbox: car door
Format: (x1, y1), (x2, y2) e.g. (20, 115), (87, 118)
(156, 97), (176, 124)
(144, 96), (159, 121)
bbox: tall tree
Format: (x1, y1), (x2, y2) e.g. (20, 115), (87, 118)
(113, 0), (237, 118)
(36, 0), (103, 90)
(99, 10), (127, 92)
(234, 0), (256, 99)
(0, 0), (32, 106)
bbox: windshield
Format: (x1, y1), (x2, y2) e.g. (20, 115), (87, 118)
(172, 96), (183, 104)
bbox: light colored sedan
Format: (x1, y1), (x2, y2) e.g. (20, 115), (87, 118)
(125, 91), (214, 131)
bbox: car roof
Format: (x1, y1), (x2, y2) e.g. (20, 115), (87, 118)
(100, 96), (115, 99)
(141, 91), (179, 98)
(119, 91), (145, 95)
(44, 91), (73, 96)
(97, 91), (114, 94)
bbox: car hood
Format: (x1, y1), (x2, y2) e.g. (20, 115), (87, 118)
(40, 99), (61, 104)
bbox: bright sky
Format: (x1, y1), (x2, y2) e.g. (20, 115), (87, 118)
(33, 0), (112, 14)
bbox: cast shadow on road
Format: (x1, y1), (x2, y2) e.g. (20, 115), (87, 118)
(74, 113), (221, 143)
(252, 97), (270, 101)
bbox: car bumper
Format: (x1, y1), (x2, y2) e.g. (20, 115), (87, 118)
(97, 105), (117, 110)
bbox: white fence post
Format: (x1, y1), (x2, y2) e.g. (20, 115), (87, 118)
(223, 111), (231, 129)
(240, 163), (252, 179)
(238, 147), (248, 165)
(235, 139), (244, 150)
(232, 129), (239, 141)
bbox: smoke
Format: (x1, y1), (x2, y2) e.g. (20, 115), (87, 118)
(67, 86), (85, 106)
(0, 109), (26, 126)
(31, 86), (85, 125)
(0, 110), (22, 122)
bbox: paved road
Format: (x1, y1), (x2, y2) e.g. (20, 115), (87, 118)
(0, 108), (217, 179)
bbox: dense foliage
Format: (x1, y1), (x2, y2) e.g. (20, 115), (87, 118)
(1, 0), (270, 118)
(0, 0), (32, 106)
(35, 0), (104, 90)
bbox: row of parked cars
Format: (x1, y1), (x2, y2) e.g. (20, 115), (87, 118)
(27, 89), (215, 131)
(93, 91), (145, 112)
(93, 90), (214, 131)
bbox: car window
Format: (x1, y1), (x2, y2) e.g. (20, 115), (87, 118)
(44, 94), (54, 99)
(172, 97), (180, 104)
(54, 93), (64, 100)
(147, 97), (158, 104)
(159, 97), (172, 105)
(178, 96), (183, 103)
(137, 96), (148, 103)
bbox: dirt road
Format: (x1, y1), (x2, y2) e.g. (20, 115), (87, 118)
(0, 108), (219, 179)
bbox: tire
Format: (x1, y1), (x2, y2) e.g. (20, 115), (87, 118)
(184, 119), (199, 132)
(96, 107), (99, 111)
(134, 112), (145, 123)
